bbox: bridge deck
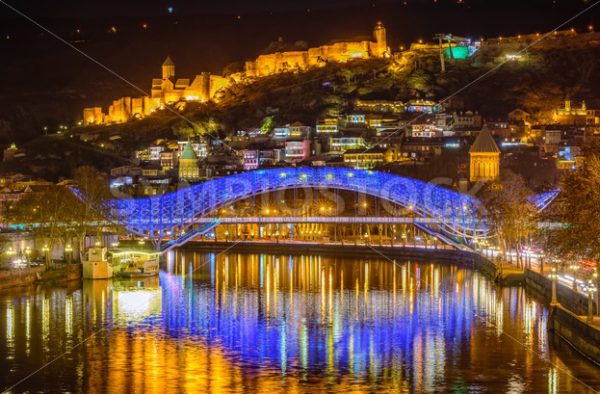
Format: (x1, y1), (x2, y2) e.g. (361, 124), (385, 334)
(194, 216), (445, 224)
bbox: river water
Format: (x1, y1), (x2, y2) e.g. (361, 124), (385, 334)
(0, 252), (599, 393)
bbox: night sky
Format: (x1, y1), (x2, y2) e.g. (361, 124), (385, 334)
(0, 0), (597, 18)
(1, 0), (599, 121)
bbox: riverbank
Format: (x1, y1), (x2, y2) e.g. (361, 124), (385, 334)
(0, 264), (82, 292)
(525, 268), (600, 365)
(549, 305), (600, 366)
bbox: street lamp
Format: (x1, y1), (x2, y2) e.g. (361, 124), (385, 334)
(587, 280), (597, 323)
(569, 263), (579, 292)
(549, 265), (559, 306)
(42, 244), (49, 264)
(595, 270), (600, 316)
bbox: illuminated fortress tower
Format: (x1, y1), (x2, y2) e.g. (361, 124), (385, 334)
(373, 21), (388, 57)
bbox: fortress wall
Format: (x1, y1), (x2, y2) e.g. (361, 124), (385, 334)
(209, 75), (230, 98)
(82, 23), (388, 125)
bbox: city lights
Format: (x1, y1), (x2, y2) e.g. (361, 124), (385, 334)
(4, 1), (600, 390)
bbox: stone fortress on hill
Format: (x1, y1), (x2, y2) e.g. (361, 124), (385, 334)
(82, 22), (390, 126)
(82, 23), (580, 127)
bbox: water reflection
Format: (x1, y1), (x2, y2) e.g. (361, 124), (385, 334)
(0, 253), (599, 392)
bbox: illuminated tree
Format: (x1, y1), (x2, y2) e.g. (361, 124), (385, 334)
(12, 167), (113, 264)
(69, 166), (113, 261)
(260, 116), (274, 133)
(547, 155), (600, 262)
(407, 69), (434, 96)
(12, 186), (75, 266)
(481, 171), (538, 268)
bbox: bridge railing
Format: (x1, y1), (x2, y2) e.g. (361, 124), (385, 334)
(160, 219), (220, 252)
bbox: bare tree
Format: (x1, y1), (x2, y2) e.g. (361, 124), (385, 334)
(70, 166), (113, 261)
(481, 171), (538, 268)
(12, 186), (74, 266)
(12, 167), (114, 264)
(547, 155), (600, 263)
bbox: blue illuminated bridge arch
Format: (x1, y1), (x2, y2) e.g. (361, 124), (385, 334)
(107, 167), (488, 240)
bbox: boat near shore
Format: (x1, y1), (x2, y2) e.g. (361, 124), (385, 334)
(109, 249), (160, 278)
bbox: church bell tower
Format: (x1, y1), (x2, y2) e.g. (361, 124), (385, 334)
(162, 56), (175, 80)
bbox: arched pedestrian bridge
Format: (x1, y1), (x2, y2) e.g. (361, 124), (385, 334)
(107, 167), (488, 245)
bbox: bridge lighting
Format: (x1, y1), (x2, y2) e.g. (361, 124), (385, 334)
(99, 167), (520, 241)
